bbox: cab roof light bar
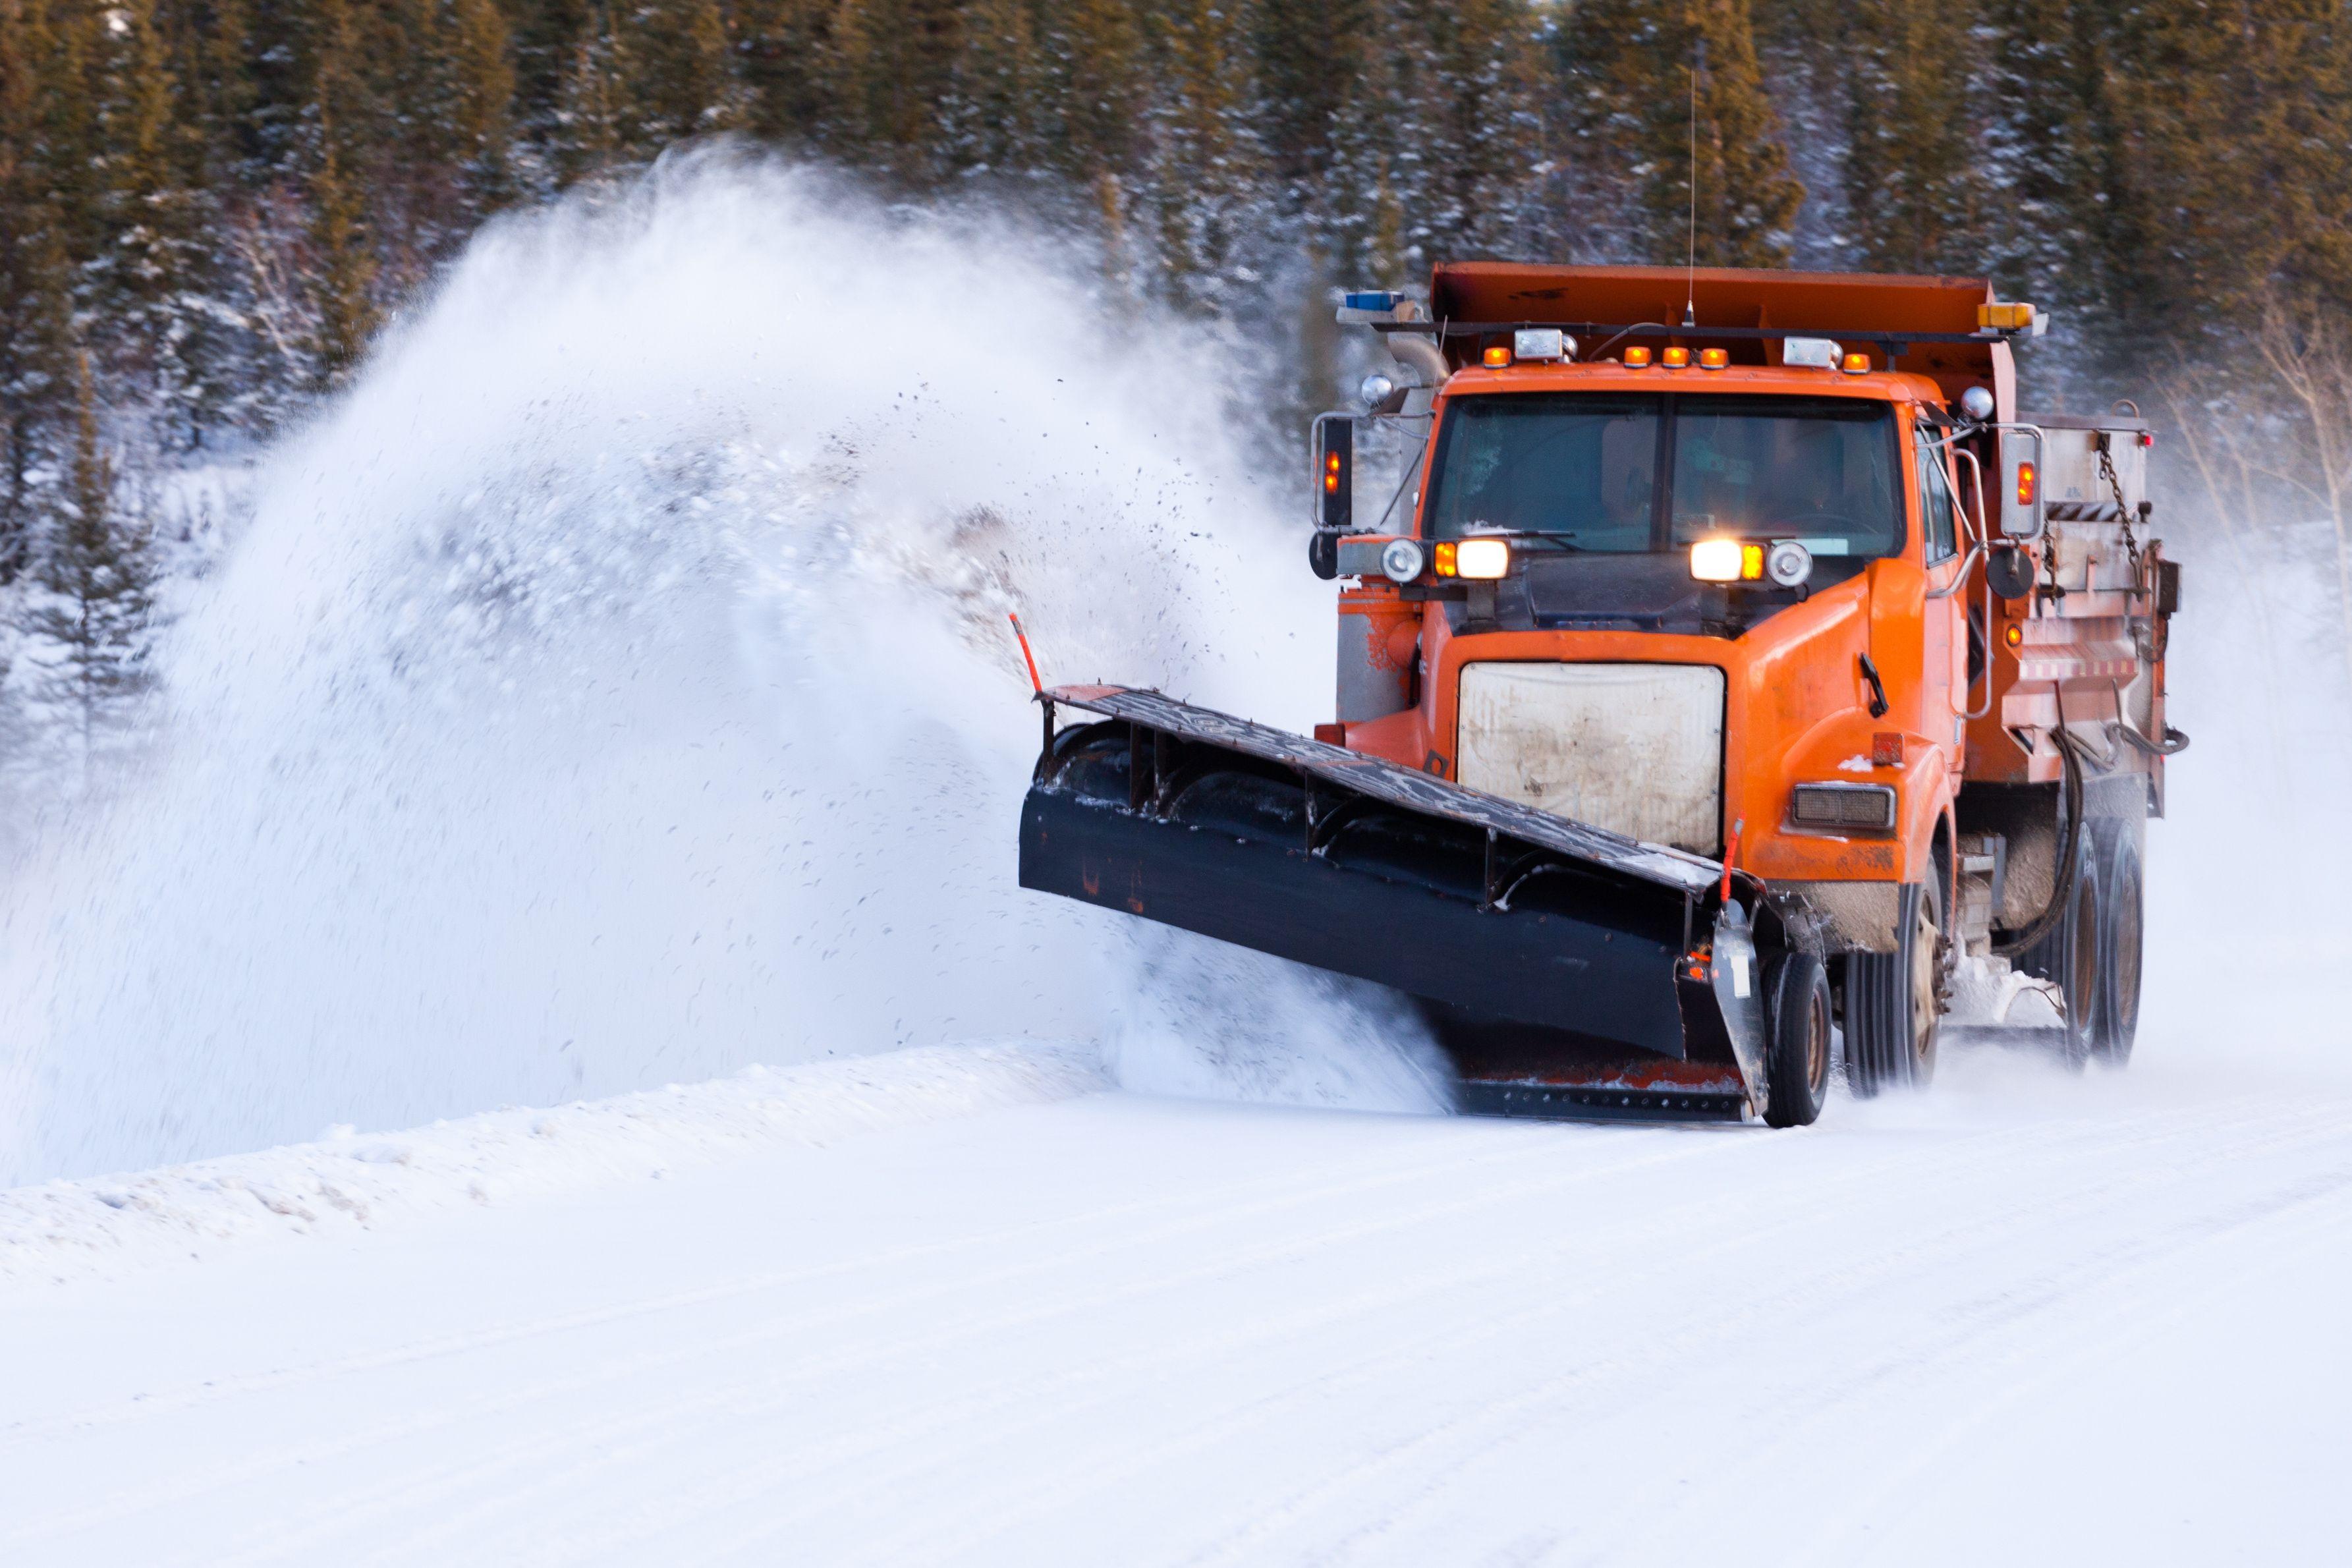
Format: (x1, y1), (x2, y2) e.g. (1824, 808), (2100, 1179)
(1367, 317), (2046, 354)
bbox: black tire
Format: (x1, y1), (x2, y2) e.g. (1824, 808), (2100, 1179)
(1844, 880), (1944, 1097)
(1764, 951), (1832, 1127)
(2094, 822), (2143, 1065)
(2017, 827), (2100, 1069)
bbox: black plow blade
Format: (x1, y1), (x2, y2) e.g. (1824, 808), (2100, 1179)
(1017, 686), (1782, 1122)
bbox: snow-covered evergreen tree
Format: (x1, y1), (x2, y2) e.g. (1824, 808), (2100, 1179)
(28, 354), (157, 780)
(1142, 0), (1273, 314)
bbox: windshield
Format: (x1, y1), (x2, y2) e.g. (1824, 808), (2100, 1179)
(1426, 392), (1903, 559)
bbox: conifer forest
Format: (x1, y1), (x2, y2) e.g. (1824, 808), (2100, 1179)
(3, 0), (2351, 778)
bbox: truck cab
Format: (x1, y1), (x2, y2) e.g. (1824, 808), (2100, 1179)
(1312, 264), (2176, 1096)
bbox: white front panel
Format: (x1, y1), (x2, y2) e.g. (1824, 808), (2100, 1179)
(1457, 662), (1725, 855)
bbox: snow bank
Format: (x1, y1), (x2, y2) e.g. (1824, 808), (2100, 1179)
(0, 1039), (1105, 1289)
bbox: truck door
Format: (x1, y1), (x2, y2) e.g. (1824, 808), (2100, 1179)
(1915, 435), (1967, 762)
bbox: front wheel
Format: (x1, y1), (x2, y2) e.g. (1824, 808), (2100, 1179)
(1844, 880), (1945, 1097)
(1764, 951), (1832, 1127)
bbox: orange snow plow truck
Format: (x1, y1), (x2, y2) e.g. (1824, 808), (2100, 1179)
(1018, 264), (2185, 1126)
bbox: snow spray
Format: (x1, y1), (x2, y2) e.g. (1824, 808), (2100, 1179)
(0, 154), (1446, 1185)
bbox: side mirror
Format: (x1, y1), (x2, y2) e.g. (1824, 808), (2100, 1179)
(1312, 414), (1355, 532)
(1994, 424), (2045, 538)
(1307, 530), (1339, 580)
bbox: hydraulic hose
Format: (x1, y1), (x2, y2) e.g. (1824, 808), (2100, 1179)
(2105, 679), (2190, 756)
(1992, 728), (2084, 958)
(2112, 719), (2191, 757)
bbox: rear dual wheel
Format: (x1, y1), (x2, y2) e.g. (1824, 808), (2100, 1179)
(2094, 824), (2143, 1064)
(2017, 827), (2102, 1069)
(1844, 879), (1944, 1098)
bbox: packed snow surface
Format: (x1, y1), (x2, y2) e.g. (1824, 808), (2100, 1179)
(5, 1001), (2349, 1567)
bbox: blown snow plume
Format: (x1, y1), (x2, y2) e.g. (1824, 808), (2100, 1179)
(0, 155), (1443, 1185)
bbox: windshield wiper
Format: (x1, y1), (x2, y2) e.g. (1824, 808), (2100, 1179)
(1460, 531), (1588, 553)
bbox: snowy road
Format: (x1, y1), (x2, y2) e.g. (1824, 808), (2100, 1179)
(6, 1034), (2349, 1567)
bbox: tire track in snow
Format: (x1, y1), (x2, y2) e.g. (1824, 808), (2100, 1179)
(1779, 1160), (2352, 1568)
(1183, 1101), (2352, 1568)
(241, 1102), (2328, 1567)
(713, 1102), (2336, 1568)
(21, 1118), (1710, 1561)
(1057, 1102), (2352, 1568)
(204, 1121), (1739, 1568)
(2, 1109), (1538, 1451)
(18, 1095), (2336, 1568)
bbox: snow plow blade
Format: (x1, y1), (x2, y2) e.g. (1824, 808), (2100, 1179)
(1018, 686), (1781, 1121)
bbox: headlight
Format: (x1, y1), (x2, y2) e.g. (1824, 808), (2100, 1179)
(1380, 538), (1426, 584)
(1691, 538), (1745, 582)
(1453, 538), (1511, 579)
(1790, 783), (1897, 830)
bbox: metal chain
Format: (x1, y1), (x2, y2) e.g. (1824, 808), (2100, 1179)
(2099, 440), (2144, 578)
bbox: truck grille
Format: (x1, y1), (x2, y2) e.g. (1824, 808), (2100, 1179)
(1456, 662), (1725, 856)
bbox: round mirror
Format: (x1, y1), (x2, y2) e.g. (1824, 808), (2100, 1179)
(1765, 539), (1814, 588)
(1359, 372), (1397, 410)
(1380, 538), (1426, 584)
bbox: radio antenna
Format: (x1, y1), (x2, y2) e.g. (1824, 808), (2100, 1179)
(1685, 36), (1704, 328)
